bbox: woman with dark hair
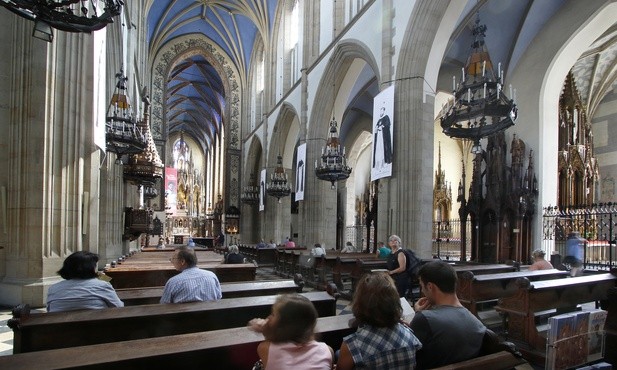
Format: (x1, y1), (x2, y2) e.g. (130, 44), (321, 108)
(337, 272), (422, 370)
(248, 293), (334, 369)
(46, 251), (124, 312)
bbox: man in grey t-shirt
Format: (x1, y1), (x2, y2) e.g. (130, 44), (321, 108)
(409, 261), (486, 369)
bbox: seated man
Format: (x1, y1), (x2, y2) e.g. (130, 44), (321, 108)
(161, 246), (222, 304)
(376, 241), (391, 259)
(410, 260), (486, 369)
(528, 249), (553, 271)
(311, 243), (326, 257)
(256, 239), (267, 249)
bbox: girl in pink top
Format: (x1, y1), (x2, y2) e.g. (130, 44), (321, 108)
(248, 294), (334, 370)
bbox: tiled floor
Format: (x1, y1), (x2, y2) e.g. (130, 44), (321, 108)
(0, 307), (14, 356)
(0, 266), (351, 357)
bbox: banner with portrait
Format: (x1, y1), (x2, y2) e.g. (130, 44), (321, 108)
(165, 167), (178, 215)
(371, 85), (395, 181)
(295, 143), (306, 201)
(259, 168), (266, 212)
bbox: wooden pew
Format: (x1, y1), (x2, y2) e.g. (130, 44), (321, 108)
(452, 263), (517, 275)
(457, 269), (570, 316)
(116, 279), (304, 306)
(0, 314), (357, 370)
(104, 263), (256, 288)
(332, 254), (381, 292)
(8, 291), (336, 353)
(495, 271), (617, 363)
(350, 259), (388, 294)
(431, 351), (526, 370)
(602, 287), (617, 366)
(0, 307), (529, 370)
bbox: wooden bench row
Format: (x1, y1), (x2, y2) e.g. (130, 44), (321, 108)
(0, 303), (530, 370)
(116, 278), (305, 306)
(104, 262), (256, 288)
(457, 268), (570, 316)
(495, 270), (617, 365)
(8, 291), (336, 354)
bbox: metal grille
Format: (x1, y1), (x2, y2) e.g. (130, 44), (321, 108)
(542, 204), (617, 270)
(432, 219), (472, 261)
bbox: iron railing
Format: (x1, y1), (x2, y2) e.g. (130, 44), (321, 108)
(432, 219), (471, 261)
(542, 203), (617, 271)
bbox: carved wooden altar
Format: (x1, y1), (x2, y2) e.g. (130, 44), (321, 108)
(460, 131), (538, 263)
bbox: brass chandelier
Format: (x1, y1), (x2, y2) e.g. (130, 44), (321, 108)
(266, 155), (291, 202)
(315, 117), (352, 189)
(440, 15), (517, 154)
(0, 0), (123, 42)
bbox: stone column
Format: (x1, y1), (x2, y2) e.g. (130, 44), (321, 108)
(0, 16), (100, 306)
(387, 1), (449, 258)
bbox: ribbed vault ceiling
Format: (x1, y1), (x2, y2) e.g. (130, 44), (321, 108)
(145, 0), (616, 154)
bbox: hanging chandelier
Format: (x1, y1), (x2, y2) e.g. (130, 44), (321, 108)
(315, 117), (352, 189)
(440, 15), (517, 154)
(241, 173), (260, 205)
(266, 155), (291, 202)
(1, 0), (123, 42)
(105, 69), (148, 156)
(123, 94), (164, 185)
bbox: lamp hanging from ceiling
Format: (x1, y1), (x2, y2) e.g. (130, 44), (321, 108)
(315, 117), (352, 189)
(0, 0), (124, 42)
(440, 15), (517, 154)
(241, 173), (260, 205)
(266, 155), (291, 202)
(105, 69), (148, 156)
(123, 94), (164, 186)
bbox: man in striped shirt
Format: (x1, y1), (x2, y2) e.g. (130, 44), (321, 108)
(160, 246), (222, 304)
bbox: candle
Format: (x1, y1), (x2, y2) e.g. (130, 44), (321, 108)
(462, 67), (465, 82)
(468, 88), (471, 102)
(483, 83), (486, 99)
(482, 61), (486, 77)
(453, 76), (456, 91)
(498, 63), (501, 81)
(509, 84), (513, 98)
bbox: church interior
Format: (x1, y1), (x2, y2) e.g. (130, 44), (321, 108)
(0, 0), (616, 368)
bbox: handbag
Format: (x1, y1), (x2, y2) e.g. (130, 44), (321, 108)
(252, 359), (264, 370)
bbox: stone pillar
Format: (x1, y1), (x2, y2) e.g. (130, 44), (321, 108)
(388, 1), (449, 258)
(0, 16), (100, 306)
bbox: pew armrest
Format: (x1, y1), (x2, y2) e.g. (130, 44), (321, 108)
(8, 304), (31, 331)
(480, 328), (523, 358)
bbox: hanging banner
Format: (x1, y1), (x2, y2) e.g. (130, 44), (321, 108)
(371, 85), (394, 181)
(165, 167), (178, 215)
(259, 168), (266, 212)
(295, 143), (306, 201)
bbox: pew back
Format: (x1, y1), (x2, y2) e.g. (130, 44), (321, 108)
(9, 291), (335, 353)
(0, 314), (356, 370)
(116, 279), (304, 306)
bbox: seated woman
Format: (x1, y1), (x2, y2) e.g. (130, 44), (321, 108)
(223, 245), (246, 264)
(248, 293), (334, 369)
(337, 272), (422, 370)
(47, 251), (124, 312)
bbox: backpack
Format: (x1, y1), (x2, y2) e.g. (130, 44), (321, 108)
(402, 248), (421, 277)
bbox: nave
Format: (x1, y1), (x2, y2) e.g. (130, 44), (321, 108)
(3, 256), (611, 369)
